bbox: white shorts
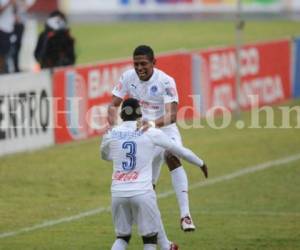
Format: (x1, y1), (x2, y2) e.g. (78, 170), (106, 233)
(160, 123), (183, 146)
(111, 190), (161, 237)
(152, 123), (183, 184)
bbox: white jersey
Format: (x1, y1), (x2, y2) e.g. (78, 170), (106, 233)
(112, 68), (179, 121)
(100, 121), (204, 198)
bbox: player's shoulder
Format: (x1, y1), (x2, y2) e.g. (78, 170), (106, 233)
(144, 127), (164, 138)
(155, 68), (175, 85)
(121, 68), (139, 83)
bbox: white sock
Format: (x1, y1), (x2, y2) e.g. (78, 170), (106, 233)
(111, 239), (128, 250)
(144, 244), (156, 250)
(171, 166), (190, 218)
(157, 216), (171, 250)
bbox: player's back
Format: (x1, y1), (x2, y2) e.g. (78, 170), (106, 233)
(102, 121), (156, 197)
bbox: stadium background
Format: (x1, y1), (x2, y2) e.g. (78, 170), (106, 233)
(0, 0), (300, 249)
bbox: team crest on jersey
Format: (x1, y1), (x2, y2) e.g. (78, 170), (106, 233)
(150, 85), (158, 96)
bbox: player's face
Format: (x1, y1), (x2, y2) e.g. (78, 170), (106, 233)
(133, 55), (155, 81)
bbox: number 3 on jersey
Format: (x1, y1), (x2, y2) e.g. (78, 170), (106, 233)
(122, 141), (137, 170)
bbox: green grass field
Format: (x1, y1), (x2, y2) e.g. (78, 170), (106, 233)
(72, 20), (300, 64)
(1, 20), (300, 250)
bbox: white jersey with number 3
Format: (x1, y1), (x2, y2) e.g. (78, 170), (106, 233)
(100, 121), (204, 198)
(112, 68), (179, 121)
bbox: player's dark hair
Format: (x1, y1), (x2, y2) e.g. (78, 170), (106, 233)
(49, 10), (67, 21)
(133, 45), (154, 62)
(121, 98), (142, 121)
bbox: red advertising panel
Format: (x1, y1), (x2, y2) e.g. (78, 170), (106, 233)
(53, 61), (132, 144)
(156, 53), (194, 120)
(53, 53), (193, 144)
(197, 40), (291, 113)
(29, 0), (58, 13)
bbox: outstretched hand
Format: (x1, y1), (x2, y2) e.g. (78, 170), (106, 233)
(201, 163), (208, 178)
(136, 119), (155, 132)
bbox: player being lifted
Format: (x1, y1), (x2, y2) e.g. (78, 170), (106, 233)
(107, 45), (208, 232)
(101, 98), (206, 250)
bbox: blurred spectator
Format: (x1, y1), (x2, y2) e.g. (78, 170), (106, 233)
(34, 10), (76, 69)
(11, 0), (36, 72)
(0, 0), (15, 74)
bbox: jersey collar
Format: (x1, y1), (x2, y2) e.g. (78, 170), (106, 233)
(121, 121), (137, 128)
(139, 68), (158, 84)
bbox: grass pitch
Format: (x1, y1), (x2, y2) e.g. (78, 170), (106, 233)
(0, 99), (299, 250)
(1, 20), (300, 249)
(72, 20), (300, 64)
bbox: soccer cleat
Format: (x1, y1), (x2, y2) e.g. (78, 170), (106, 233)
(180, 215), (196, 232)
(169, 242), (179, 250)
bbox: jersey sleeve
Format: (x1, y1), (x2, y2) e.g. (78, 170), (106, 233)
(163, 77), (179, 104)
(147, 128), (204, 167)
(112, 73), (128, 99)
(100, 133), (113, 161)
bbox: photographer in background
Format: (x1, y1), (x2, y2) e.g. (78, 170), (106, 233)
(34, 10), (76, 69)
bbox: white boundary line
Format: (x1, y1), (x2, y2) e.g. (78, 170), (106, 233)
(1, 153), (300, 240)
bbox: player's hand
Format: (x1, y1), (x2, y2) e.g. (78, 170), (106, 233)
(201, 163), (208, 178)
(136, 118), (143, 130)
(103, 122), (112, 133)
(137, 120), (155, 132)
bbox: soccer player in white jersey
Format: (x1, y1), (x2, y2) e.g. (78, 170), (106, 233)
(101, 98), (207, 250)
(107, 45), (208, 233)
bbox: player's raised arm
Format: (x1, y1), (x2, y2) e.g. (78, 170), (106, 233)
(100, 133), (113, 161)
(154, 101), (178, 128)
(107, 95), (123, 127)
(147, 128), (208, 178)
(108, 73), (129, 127)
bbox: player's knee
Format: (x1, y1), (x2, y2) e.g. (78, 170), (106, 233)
(164, 151), (181, 170)
(117, 234), (131, 244)
(142, 233), (158, 244)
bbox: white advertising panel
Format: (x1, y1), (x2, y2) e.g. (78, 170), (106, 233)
(0, 71), (54, 156)
(62, 0), (283, 14)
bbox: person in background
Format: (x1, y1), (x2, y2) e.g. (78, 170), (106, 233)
(0, 0), (15, 74)
(34, 9), (76, 69)
(11, 0), (36, 72)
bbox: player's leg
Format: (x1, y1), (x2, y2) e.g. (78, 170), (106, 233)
(152, 148), (173, 249)
(111, 236), (131, 250)
(142, 233), (157, 250)
(162, 125), (195, 231)
(132, 190), (169, 250)
(111, 197), (132, 250)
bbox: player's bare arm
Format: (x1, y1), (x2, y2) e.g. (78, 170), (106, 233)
(155, 102), (177, 128)
(107, 95), (123, 126)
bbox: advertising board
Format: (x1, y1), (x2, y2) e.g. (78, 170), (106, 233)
(193, 40), (291, 114)
(53, 52), (193, 143)
(293, 38), (300, 98)
(0, 71), (54, 156)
